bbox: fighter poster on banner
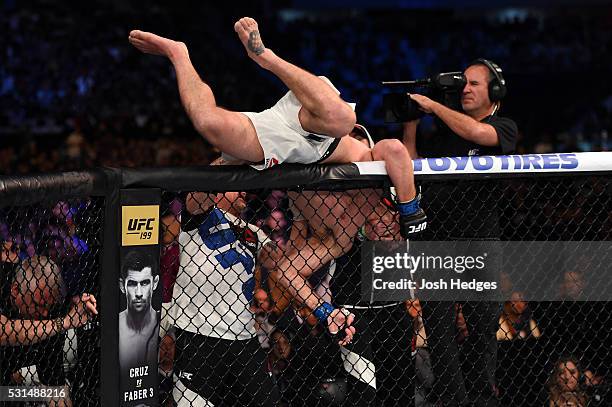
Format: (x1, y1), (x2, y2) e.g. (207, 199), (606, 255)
(119, 189), (161, 406)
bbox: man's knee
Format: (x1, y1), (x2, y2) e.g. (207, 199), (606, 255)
(327, 107), (356, 138)
(374, 139), (410, 161)
(304, 105), (356, 138)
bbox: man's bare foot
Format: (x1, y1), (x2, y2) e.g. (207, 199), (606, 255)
(234, 17), (273, 67)
(128, 30), (188, 61)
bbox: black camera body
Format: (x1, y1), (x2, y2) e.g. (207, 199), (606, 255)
(382, 72), (467, 123)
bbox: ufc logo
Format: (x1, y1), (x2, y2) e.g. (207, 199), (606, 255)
(127, 218), (155, 232)
(178, 371), (193, 380)
(408, 222), (427, 234)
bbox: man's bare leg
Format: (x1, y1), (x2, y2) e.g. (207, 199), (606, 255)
(371, 139), (417, 201)
(128, 30), (264, 162)
(323, 136), (417, 201)
(371, 139), (427, 236)
(311, 136), (427, 238)
(234, 17), (356, 138)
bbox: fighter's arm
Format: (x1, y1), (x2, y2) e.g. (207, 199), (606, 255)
(258, 224), (355, 344)
(294, 230), (345, 278)
(259, 222), (344, 279)
(267, 249), (355, 345)
(254, 230), (317, 314)
(409, 93), (499, 146)
(254, 236), (317, 312)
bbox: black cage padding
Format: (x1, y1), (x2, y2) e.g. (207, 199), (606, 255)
(0, 169), (109, 208)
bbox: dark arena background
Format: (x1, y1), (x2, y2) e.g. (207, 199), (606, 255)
(1, 1), (611, 407)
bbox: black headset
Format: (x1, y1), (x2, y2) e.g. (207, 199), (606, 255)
(468, 58), (507, 102)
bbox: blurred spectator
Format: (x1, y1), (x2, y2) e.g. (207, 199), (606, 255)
(1, 254), (97, 346)
(455, 303), (470, 344)
(582, 369), (608, 406)
(0, 254), (97, 407)
(583, 370), (604, 387)
(158, 332), (176, 407)
(497, 291), (541, 341)
(160, 196), (181, 303)
(0, 241), (18, 265)
(1, 3), (611, 176)
(265, 209), (289, 246)
(267, 329), (291, 377)
(546, 356), (588, 407)
(407, 299), (435, 407)
(265, 190), (287, 211)
(158, 196), (182, 407)
(558, 271), (586, 301)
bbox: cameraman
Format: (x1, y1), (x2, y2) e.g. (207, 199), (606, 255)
(403, 59), (517, 159)
(403, 59), (518, 407)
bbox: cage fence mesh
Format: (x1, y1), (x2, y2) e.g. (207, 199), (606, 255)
(158, 174), (610, 407)
(0, 172), (609, 406)
(0, 197), (103, 406)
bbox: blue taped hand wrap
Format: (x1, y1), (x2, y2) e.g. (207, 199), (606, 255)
(397, 197), (420, 216)
(313, 302), (335, 324)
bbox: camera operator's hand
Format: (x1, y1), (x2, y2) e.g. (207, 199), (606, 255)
(408, 93), (437, 113)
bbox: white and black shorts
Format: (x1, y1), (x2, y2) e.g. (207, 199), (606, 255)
(172, 328), (278, 406)
(224, 77), (350, 170)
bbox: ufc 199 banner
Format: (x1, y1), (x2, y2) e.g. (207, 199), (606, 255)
(119, 189), (162, 406)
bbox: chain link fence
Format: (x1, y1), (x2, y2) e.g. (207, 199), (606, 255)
(0, 197), (103, 406)
(160, 173), (610, 407)
(0, 165), (610, 406)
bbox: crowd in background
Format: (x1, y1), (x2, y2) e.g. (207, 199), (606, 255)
(1, 2), (611, 174)
(1, 1), (610, 406)
(1, 185), (609, 405)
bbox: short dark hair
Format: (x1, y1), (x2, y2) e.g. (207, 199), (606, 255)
(121, 250), (156, 279)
